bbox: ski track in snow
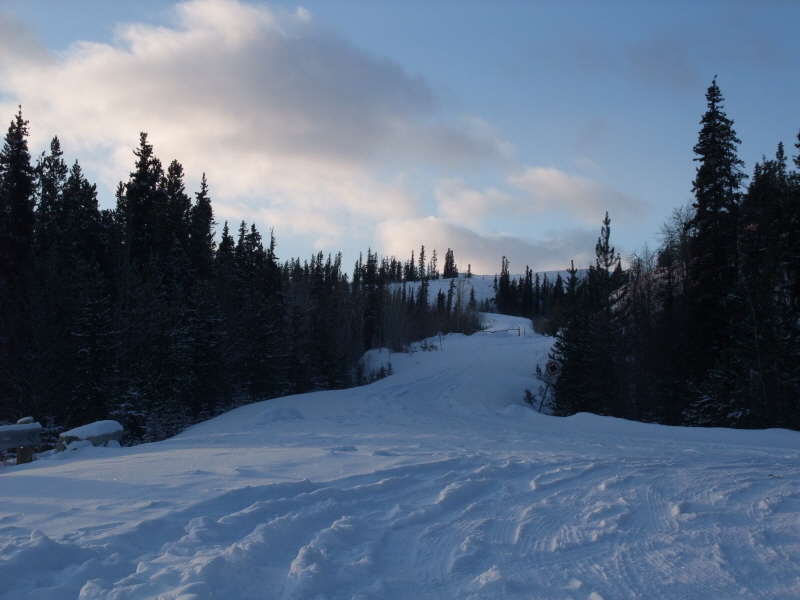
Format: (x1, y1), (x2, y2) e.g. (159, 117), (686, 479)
(2, 315), (800, 599)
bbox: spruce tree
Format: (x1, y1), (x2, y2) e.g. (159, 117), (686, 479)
(496, 256), (511, 314)
(215, 221), (235, 276)
(522, 267), (534, 319)
(686, 78), (746, 382)
(34, 137), (68, 256)
(164, 160), (191, 254)
(429, 248), (439, 280)
(188, 173), (215, 279)
(540, 274), (551, 317)
(552, 215), (624, 417)
(696, 146), (800, 428)
(61, 161), (104, 265)
(119, 133), (168, 264)
(443, 248), (458, 278)
(0, 108), (36, 285)
(785, 130), (800, 311)
(0, 108), (36, 417)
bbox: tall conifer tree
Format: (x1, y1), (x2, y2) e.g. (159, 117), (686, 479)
(686, 78), (746, 381)
(188, 173), (215, 279)
(0, 108), (36, 285)
(0, 108), (36, 416)
(34, 137), (68, 256)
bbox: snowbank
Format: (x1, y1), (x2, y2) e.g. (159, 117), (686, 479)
(60, 420), (123, 440)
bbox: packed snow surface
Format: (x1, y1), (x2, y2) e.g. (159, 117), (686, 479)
(2, 314), (800, 599)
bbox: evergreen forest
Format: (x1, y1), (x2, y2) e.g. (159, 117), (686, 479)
(0, 116), (481, 445)
(537, 79), (799, 430)
(2, 77), (799, 443)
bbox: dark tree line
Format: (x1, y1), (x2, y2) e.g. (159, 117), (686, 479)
(0, 111), (480, 445)
(548, 79), (800, 430)
(371, 245), (464, 283)
(491, 257), (570, 334)
(351, 248), (480, 353)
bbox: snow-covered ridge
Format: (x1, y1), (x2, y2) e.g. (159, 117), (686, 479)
(2, 314), (799, 599)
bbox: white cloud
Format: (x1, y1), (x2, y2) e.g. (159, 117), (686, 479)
(435, 167), (645, 233)
(509, 166), (645, 225)
(0, 0), (639, 271)
(435, 179), (515, 228)
(4, 0), (434, 165)
(0, 0), (503, 255)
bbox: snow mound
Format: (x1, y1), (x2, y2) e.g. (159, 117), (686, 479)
(61, 420), (123, 439)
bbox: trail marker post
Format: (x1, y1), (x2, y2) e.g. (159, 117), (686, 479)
(538, 360), (561, 412)
(543, 360), (561, 383)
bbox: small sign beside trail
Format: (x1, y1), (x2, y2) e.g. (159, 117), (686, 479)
(543, 360), (562, 385)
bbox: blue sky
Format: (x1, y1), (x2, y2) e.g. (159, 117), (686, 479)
(1, 0), (798, 274)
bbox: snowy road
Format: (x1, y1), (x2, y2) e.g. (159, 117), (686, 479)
(2, 315), (800, 599)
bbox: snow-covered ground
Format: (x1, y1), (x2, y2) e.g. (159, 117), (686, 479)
(2, 314), (800, 599)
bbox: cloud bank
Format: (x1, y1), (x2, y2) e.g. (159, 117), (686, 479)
(1, 1), (497, 237)
(509, 167), (644, 225)
(0, 0), (640, 272)
(378, 217), (598, 275)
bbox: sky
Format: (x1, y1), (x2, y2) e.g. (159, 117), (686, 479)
(0, 0), (798, 275)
